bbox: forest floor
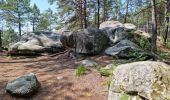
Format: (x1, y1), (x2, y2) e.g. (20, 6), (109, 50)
(0, 41), (170, 100)
(0, 52), (113, 100)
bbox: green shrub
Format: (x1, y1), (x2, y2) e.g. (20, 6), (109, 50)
(75, 65), (87, 77)
(99, 68), (112, 77)
(157, 49), (170, 59)
(2, 28), (19, 48)
(128, 50), (149, 61)
(132, 35), (151, 50)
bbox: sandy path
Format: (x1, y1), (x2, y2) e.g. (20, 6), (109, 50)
(0, 53), (112, 100)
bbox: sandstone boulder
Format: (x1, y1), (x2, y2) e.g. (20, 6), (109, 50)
(9, 32), (65, 55)
(104, 40), (152, 59)
(60, 28), (110, 55)
(108, 61), (170, 100)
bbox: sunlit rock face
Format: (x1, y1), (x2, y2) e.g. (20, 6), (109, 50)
(100, 21), (126, 44)
(9, 31), (65, 55)
(108, 61), (170, 100)
(100, 21), (145, 45)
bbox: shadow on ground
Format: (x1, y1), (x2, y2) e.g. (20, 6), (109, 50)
(0, 53), (111, 100)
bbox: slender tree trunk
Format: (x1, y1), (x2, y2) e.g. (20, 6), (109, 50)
(17, 0), (22, 37)
(163, 0), (170, 45)
(84, 0), (87, 28)
(164, 17), (169, 45)
(97, 0), (100, 28)
(151, 0), (157, 53)
(18, 14), (22, 37)
(115, 0), (119, 20)
(147, 11), (150, 33)
(0, 32), (1, 48)
(80, 0), (83, 29)
(94, 5), (97, 26)
(33, 21), (35, 32)
(103, 0), (107, 21)
(124, 0), (129, 23)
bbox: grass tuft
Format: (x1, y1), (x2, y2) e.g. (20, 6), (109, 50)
(75, 65), (87, 77)
(99, 68), (112, 77)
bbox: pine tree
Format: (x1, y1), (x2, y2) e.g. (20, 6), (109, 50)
(30, 4), (40, 32)
(0, 0), (30, 37)
(151, 0), (157, 53)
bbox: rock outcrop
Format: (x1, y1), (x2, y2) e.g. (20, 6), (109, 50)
(124, 23), (137, 31)
(60, 28), (110, 55)
(104, 39), (152, 59)
(108, 61), (170, 100)
(100, 21), (126, 44)
(9, 32), (65, 55)
(99, 21), (151, 50)
(6, 73), (40, 97)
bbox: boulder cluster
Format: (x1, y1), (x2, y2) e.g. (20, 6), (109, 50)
(7, 21), (165, 99)
(9, 21), (152, 59)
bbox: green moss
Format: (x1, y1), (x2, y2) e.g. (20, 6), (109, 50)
(120, 93), (130, 100)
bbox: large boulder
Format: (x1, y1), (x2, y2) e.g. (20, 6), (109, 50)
(6, 73), (40, 97)
(124, 23), (137, 31)
(9, 32), (65, 55)
(60, 28), (110, 55)
(99, 21), (124, 30)
(104, 39), (152, 59)
(100, 21), (126, 44)
(99, 21), (151, 50)
(108, 61), (170, 100)
(99, 21), (136, 32)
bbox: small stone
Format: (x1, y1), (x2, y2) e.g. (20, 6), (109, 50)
(57, 76), (63, 80)
(81, 59), (98, 67)
(105, 64), (113, 70)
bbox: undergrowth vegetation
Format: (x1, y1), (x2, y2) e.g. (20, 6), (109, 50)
(157, 49), (170, 60)
(98, 68), (112, 77)
(75, 65), (87, 77)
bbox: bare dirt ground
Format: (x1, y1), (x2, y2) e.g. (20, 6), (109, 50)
(0, 52), (113, 100)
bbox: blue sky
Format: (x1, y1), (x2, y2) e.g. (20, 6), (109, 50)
(30, 0), (56, 13)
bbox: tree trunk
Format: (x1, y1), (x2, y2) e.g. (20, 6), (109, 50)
(115, 0), (119, 20)
(103, 0), (107, 22)
(147, 12), (150, 33)
(18, 14), (22, 37)
(94, 5), (97, 26)
(151, 0), (157, 53)
(97, 0), (100, 28)
(33, 21), (35, 32)
(124, 0), (129, 23)
(0, 30), (2, 49)
(17, 0), (22, 37)
(80, 0), (83, 29)
(84, 0), (87, 28)
(163, 0), (170, 45)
